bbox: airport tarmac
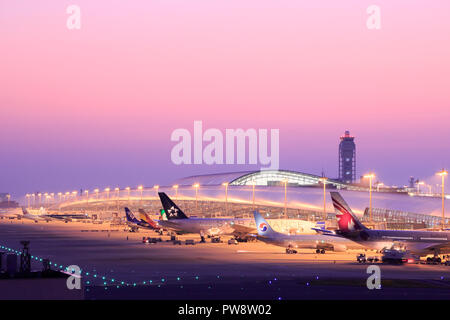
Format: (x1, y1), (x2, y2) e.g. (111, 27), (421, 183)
(0, 219), (449, 299)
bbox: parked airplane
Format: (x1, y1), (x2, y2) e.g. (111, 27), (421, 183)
(0, 208), (22, 220)
(158, 192), (255, 239)
(138, 208), (162, 231)
(46, 213), (90, 222)
(253, 210), (362, 254)
(20, 207), (51, 223)
(124, 207), (160, 232)
(330, 192), (450, 259)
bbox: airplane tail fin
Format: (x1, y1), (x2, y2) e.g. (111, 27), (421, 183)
(138, 208), (149, 222)
(253, 211), (277, 236)
(138, 209), (160, 229)
(159, 209), (168, 221)
(330, 192), (367, 232)
(124, 207), (140, 223)
(22, 207), (28, 215)
(158, 192), (188, 220)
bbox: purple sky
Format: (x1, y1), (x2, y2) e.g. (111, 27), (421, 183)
(1, 1), (450, 198)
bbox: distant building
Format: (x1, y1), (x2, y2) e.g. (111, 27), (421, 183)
(0, 193), (19, 208)
(338, 130), (356, 183)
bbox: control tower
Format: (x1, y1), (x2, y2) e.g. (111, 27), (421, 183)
(338, 130), (356, 183)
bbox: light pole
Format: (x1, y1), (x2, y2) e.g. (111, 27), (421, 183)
(26, 194), (30, 208)
(251, 180), (256, 211)
(38, 193), (42, 207)
(319, 177), (328, 220)
(85, 190), (89, 205)
(6, 194), (10, 205)
(193, 183), (200, 212)
(363, 173), (375, 224)
(94, 189), (99, 201)
(173, 185), (179, 199)
(222, 183), (228, 216)
(114, 188), (120, 212)
(416, 181), (424, 194)
(138, 185), (143, 204)
(153, 185), (159, 198)
(283, 179), (288, 219)
(437, 169), (448, 230)
(125, 187), (130, 205)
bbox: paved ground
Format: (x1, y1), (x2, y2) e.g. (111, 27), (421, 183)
(0, 219), (449, 299)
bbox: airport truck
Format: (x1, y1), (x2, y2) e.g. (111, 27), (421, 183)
(381, 249), (419, 264)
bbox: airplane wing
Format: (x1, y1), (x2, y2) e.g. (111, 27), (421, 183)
(421, 242), (450, 254)
(230, 224), (257, 236)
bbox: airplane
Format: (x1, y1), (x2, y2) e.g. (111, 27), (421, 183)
(0, 208), (21, 220)
(45, 213), (90, 222)
(253, 210), (362, 254)
(124, 207), (161, 232)
(20, 207), (51, 223)
(158, 192), (255, 240)
(330, 191), (450, 260)
(20, 207), (89, 223)
(138, 208), (162, 231)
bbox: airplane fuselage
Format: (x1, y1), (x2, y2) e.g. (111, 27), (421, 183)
(340, 229), (450, 255)
(158, 218), (254, 236)
(257, 233), (363, 251)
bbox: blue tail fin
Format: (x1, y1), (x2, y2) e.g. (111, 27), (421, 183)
(124, 207), (140, 223)
(253, 211), (277, 236)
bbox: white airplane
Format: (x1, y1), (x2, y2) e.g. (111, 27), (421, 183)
(20, 207), (51, 223)
(253, 210), (362, 254)
(0, 208), (21, 220)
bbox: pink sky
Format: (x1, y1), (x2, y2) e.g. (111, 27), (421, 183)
(1, 1), (450, 197)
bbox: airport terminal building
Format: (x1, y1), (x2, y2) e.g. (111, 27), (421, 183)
(171, 170), (448, 229)
(48, 169), (449, 230)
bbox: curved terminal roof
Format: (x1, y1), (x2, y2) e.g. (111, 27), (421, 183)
(173, 171), (255, 186)
(173, 170), (347, 188)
